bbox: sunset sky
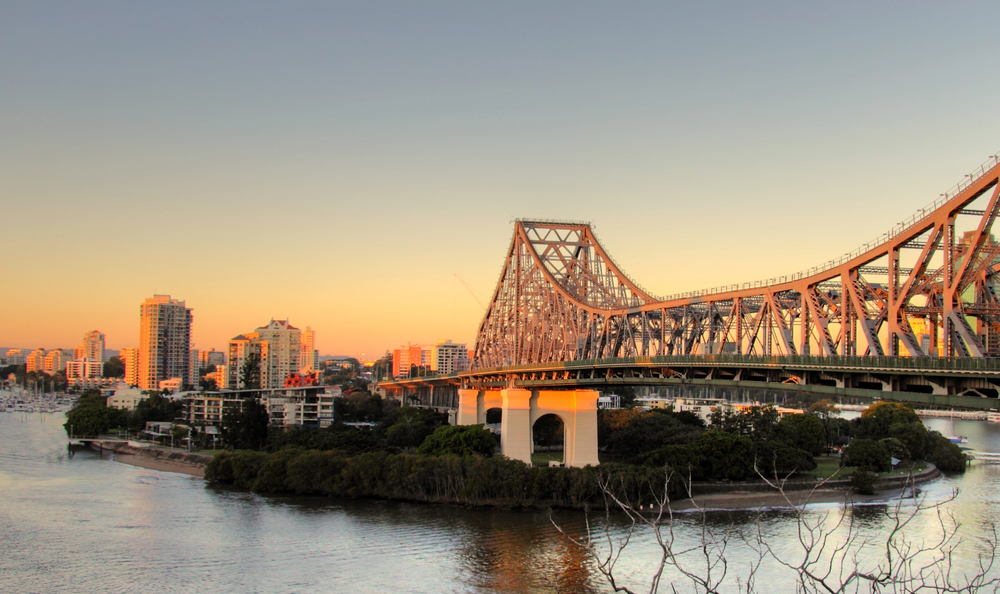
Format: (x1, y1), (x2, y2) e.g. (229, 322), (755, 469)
(4, 2), (1000, 357)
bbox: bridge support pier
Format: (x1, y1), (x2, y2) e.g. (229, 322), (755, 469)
(456, 388), (600, 468)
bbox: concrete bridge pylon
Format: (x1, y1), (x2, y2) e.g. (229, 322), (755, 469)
(457, 388), (599, 468)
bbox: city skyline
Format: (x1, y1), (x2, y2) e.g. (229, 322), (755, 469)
(4, 3), (1000, 355)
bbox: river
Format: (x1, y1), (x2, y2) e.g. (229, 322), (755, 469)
(2, 413), (1000, 593)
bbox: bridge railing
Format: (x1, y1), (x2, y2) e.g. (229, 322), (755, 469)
(658, 154), (1000, 303)
(469, 354), (1000, 376)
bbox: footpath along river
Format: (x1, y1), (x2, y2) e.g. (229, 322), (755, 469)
(3, 412), (1000, 593)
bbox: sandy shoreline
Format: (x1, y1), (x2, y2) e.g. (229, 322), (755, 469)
(91, 441), (211, 478)
(111, 452), (205, 477)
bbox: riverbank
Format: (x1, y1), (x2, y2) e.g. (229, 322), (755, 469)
(674, 464), (941, 510)
(90, 441), (212, 477)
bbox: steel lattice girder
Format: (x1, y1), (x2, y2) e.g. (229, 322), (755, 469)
(473, 159), (1000, 369)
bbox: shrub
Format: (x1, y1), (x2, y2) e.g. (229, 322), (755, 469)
(230, 451), (268, 489)
(252, 447), (304, 493)
(205, 451), (235, 483)
(284, 450), (348, 495)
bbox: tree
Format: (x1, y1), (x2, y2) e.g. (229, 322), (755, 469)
(754, 440), (817, 475)
(808, 398), (840, 419)
(888, 420), (928, 460)
(223, 397), (270, 450)
(855, 401), (921, 439)
(103, 356), (125, 378)
(925, 431), (967, 472)
(603, 411), (704, 463)
(776, 413), (826, 456)
(64, 394), (126, 437)
(239, 353), (261, 390)
(842, 438), (891, 472)
(386, 422), (433, 450)
(710, 405), (780, 441)
(125, 392), (184, 431)
(692, 430), (755, 481)
(417, 425), (496, 457)
(879, 437), (910, 461)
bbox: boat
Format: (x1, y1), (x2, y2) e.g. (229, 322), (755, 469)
(989, 412), (1000, 423)
(946, 435), (969, 444)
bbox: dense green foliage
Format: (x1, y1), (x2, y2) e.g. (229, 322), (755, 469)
(849, 401), (965, 473)
(709, 405), (781, 441)
(850, 469), (876, 495)
(102, 356), (125, 378)
(65, 401), (126, 436)
(753, 440), (818, 476)
(383, 406), (448, 450)
(924, 431), (966, 472)
(223, 397), (270, 450)
(267, 425), (384, 456)
(417, 425), (497, 457)
(842, 438), (891, 472)
(123, 392), (184, 432)
(601, 409), (703, 462)
(205, 449), (683, 507)
(879, 437), (910, 461)
(776, 413), (826, 456)
(239, 354), (261, 390)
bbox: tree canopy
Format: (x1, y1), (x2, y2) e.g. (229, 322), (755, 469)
(417, 425), (496, 457)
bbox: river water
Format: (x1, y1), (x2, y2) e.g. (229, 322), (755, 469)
(3, 413), (1000, 593)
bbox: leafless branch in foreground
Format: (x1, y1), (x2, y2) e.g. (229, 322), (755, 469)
(551, 468), (762, 594)
(552, 465), (999, 594)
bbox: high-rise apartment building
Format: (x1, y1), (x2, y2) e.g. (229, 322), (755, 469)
(26, 349), (46, 372)
(137, 295), (193, 390)
(66, 359), (103, 382)
(391, 340), (469, 378)
(226, 335), (258, 389)
(74, 331), (105, 363)
(199, 348), (226, 368)
(226, 319), (302, 389)
(189, 349), (200, 388)
(431, 340), (469, 374)
(43, 350), (71, 374)
(299, 326), (318, 372)
(120, 347), (140, 386)
(5, 349), (26, 366)
(392, 344), (432, 378)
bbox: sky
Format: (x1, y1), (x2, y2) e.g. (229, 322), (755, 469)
(4, 2), (1000, 357)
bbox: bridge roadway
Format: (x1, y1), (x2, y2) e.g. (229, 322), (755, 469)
(378, 354), (1000, 411)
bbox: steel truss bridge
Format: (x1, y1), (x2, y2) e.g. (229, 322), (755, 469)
(381, 154), (1000, 411)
